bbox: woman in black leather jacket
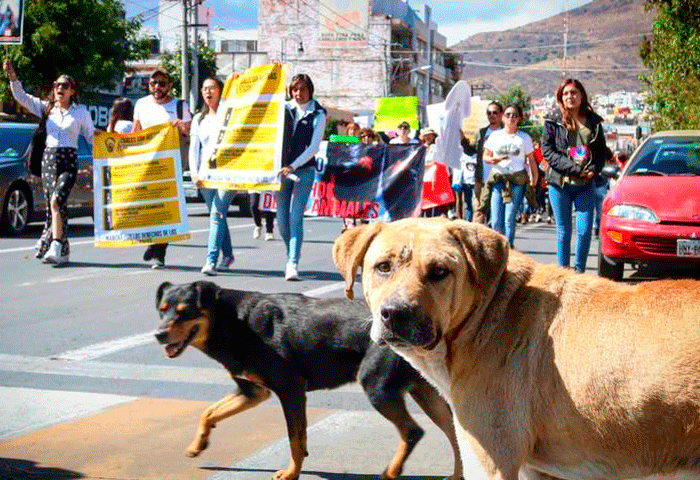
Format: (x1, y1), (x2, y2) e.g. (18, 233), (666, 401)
(542, 78), (607, 273)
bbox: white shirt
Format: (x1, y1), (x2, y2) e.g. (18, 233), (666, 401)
(133, 96), (191, 130)
(389, 137), (419, 144)
(481, 127), (498, 182)
(10, 80), (94, 148)
(484, 129), (534, 175)
(188, 111), (217, 177)
(113, 120), (133, 134)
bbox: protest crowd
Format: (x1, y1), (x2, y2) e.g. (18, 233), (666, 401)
(4, 61), (616, 278)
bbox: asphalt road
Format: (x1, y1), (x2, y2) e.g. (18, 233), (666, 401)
(0, 206), (680, 480)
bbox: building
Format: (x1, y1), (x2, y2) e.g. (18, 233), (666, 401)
(257, 0), (462, 121)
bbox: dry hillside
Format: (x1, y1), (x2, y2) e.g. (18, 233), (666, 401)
(450, 0), (655, 97)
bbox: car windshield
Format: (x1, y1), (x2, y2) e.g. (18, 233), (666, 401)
(626, 136), (700, 176)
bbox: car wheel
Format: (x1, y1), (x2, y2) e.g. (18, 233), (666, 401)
(1, 184), (32, 235)
(597, 242), (624, 281)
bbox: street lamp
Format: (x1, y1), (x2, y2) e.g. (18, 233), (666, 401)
(281, 33), (305, 64)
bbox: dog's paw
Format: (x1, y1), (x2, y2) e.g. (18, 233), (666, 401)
(272, 468), (300, 480)
(185, 438), (208, 457)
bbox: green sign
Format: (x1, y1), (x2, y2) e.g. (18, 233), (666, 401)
(374, 97), (419, 132)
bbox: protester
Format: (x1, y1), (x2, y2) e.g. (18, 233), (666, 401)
(543, 78), (607, 273)
(482, 104), (537, 247)
(132, 70), (191, 268)
(3, 60), (94, 265)
(452, 148), (477, 221)
(107, 97), (134, 133)
(188, 77), (236, 276)
(359, 127), (381, 145)
(277, 73), (326, 281)
(420, 127), (454, 218)
(473, 101), (504, 224)
(345, 122), (360, 138)
(250, 192), (275, 241)
(532, 141), (553, 223)
(389, 121), (418, 144)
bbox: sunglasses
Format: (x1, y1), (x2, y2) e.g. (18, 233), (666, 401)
(53, 81), (70, 90)
(149, 79), (168, 88)
(486, 110), (501, 115)
(361, 134), (372, 138)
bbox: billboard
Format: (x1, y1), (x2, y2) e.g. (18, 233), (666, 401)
(319, 0), (369, 48)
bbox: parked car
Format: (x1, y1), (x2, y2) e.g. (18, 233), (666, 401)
(0, 122), (93, 235)
(181, 169), (251, 216)
(598, 130), (700, 280)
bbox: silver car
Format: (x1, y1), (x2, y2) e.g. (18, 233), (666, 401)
(0, 122), (93, 235)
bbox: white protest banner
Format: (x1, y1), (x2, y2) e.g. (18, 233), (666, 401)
(93, 124), (191, 247)
(199, 63), (287, 191)
(431, 80), (472, 170)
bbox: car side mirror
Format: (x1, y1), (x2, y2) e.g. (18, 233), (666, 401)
(601, 165), (620, 179)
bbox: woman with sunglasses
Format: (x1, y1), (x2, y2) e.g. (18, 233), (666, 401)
(3, 60), (94, 265)
(482, 103), (537, 247)
(542, 78), (607, 273)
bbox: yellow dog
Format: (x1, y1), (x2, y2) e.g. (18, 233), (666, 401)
(333, 217), (700, 480)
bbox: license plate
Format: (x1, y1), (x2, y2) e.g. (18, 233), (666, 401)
(677, 239), (700, 257)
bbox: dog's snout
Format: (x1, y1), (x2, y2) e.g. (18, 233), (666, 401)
(380, 302), (417, 329)
(377, 299), (437, 348)
(154, 329), (169, 344)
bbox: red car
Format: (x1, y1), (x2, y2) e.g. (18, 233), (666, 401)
(599, 130), (700, 280)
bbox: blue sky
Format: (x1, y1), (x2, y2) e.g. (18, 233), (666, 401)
(126, 0), (592, 46)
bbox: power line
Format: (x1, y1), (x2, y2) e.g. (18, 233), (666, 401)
(461, 60), (647, 72)
(452, 32), (652, 54)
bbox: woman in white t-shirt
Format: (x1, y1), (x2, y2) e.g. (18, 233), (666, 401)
(107, 97), (133, 134)
(189, 77), (235, 276)
(483, 104), (537, 247)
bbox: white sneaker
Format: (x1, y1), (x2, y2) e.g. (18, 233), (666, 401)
(150, 258), (165, 269)
(201, 262), (217, 276)
(253, 226), (262, 239)
(264, 232), (274, 241)
(285, 263), (300, 281)
(43, 240), (68, 265)
(217, 255), (234, 270)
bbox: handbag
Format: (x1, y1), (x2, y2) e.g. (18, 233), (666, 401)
(28, 110), (48, 177)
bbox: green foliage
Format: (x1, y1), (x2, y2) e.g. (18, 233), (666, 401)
(494, 85), (532, 115)
(160, 40), (218, 107)
(641, 0), (700, 130)
(0, 0), (151, 103)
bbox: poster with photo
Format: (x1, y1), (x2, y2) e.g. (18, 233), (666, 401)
(0, 0), (23, 45)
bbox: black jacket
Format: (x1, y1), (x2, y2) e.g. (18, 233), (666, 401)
(542, 110), (607, 188)
(282, 100), (326, 168)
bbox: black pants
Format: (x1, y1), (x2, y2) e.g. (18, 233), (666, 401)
(37, 147), (77, 258)
(144, 243), (168, 262)
(249, 192), (275, 233)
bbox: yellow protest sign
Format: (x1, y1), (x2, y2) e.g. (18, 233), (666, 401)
(93, 124), (191, 247)
(200, 63), (287, 190)
(373, 96), (420, 132)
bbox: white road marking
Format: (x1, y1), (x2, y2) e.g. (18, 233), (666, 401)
(19, 268), (150, 287)
(51, 332), (158, 361)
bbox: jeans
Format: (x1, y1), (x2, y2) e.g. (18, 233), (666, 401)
(276, 166), (315, 266)
(461, 184), (475, 222)
(201, 188), (234, 265)
(490, 181), (526, 247)
(548, 182), (595, 272)
(594, 182), (608, 232)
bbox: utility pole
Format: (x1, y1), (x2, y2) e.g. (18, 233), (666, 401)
(181, 0), (189, 102)
(424, 5), (433, 124)
(191, 1), (198, 108)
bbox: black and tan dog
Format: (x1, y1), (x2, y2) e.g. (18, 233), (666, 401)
(154, 280), (462, 480)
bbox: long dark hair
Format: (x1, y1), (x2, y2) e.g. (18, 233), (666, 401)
(46, 74), (79, 114)
(107, 97), (134, 132)
(555, 78), (594, 131)
(199, 76), (224, 116)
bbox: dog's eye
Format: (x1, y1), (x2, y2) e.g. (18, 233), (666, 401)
(375, 261), (392, 275)
(428, 266), (449, 282)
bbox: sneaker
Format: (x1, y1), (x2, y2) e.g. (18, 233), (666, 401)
(43, 240), (68, 265)
(34, 239), (46, 259)
(285, 263), (300, 281)
(264, 232), (274, 241)
(217, 255), (234, 270)
(151, 258), (165, 269)
(535, 213), (542, 223)
(253, 226), (262, 239)
(201, 262), (217, 276)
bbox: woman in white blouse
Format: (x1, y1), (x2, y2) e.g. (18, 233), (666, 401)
(3, 60), (94, 266)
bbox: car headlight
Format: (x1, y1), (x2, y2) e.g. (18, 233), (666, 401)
(607, 204), (659, 223)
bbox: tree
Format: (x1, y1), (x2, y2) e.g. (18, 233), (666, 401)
(160, 40), (218, 109)
(640, 0), (700, 130)
(1, 0), (151, 103)
(493, 85), (541, 140)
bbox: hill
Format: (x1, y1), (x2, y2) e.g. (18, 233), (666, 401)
(450, 0), (655, 97)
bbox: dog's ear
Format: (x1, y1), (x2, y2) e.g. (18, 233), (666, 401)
(446, 220), (509, 298)
(194, 281), (219, 309)
(332, 222), (385, 300)
(156, 282), (173, 307)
